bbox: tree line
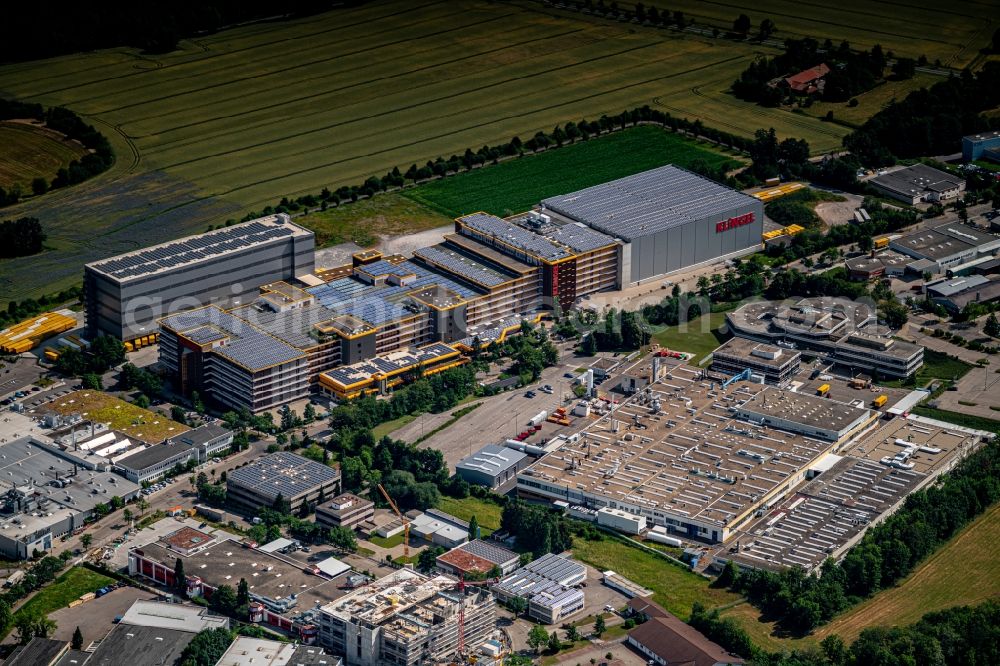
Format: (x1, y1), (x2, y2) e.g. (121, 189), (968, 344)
(0, 217), (45, 258)
(0, 99), (114, 206)
(722, 437), (1000, 635)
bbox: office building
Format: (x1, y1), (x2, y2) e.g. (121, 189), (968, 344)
(869, 164), (965, 204)
(726, 297), (924, 379)
(709, 338), (800, 386)
(114, 422), (233, 484)
(316, 569), (495, 666)
(226, 451), (340, 513)
(216, 637), (338, 666)
(84, 213), (314, 343)
(315, 493), (375, 530)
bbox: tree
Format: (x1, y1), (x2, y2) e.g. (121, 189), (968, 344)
(716, 560), (741, 588)
(31, 178), (48, 196)
(122, 508), (133, 524)
(565, 624), (581, 642)
(468, 515), (480, 541)
(179, 627), (236, 666)
(528, 624), (550, 653)
(138, 498), (150, 516)
(81, 373), (102, 390)
(547, 631), (562, 653)
(418, 545), (445, 572)
(759, 18), (776, 40)
(174, 557), (186, 591)
(210, 584), (238, 616)
(72, 626), (83, 650)
(327, 526), (358, 552)
(272, 493), (290, 515)
(304, 402), (316, 422)
(892, 57), (916, 79)
(507, 596), (528, 617)
(985, 312), (1000, 338)
(236, 578), (250, 607)
(171, 405), (188, 425)
(80, 533), (93, 548)
(594, 615), (606, 636)
(733, 13), (751, 35)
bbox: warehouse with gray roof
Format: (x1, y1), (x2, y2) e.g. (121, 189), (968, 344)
(541, 165), (763, 284)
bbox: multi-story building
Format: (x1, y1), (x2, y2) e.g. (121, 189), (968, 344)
(709, 338), (800, 386)
(726, 297), (924, 379)
(84, 213), (314, 344)
(315, 493), (375, 530)
(962, 130), (1000, 163)
(316, 569), (495, 666)
(226, 451), (340, 513)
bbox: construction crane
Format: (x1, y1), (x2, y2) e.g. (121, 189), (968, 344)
(377, 483), (410, 558)
(433, 574), (499, 660)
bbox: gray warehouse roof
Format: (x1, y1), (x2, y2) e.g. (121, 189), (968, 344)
(457, 444), (528, 477)
(540, 165), (759, 242)
(870, 164), (963, 199)
(227, 451), (339, 501)
(85, 625), (195, 666)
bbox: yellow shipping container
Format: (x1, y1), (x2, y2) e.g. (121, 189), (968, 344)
(873, 394), (888, 408)
(875, 237), (890, 249)
(124, 341), (134, 353)
(817, 384), (830, 395)
(0, 311), (76, 354)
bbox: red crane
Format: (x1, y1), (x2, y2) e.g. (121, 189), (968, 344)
(437, 574), (498, 658)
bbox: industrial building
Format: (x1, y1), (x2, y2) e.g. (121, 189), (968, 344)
(709, 338), (800, 386)
(963, 130), (1000, 163)
(517, 364), (880, 544)
(435, 539), (521, 578)
(84, 213), (315, 343)
(0, 436), (140, 559)
(408, 509), (472, 549)
(926, 275), (1000, 313)
(890, 223), (1000, 273)
(314, 493), (375, 530)
(626, 599), (745, 666)
(455, 444), (530, 492)
(226, 451), (340, 513)
(726, 297), (924, 379)
(492, 553), (586, 624)
(845, 250), (910, 281)
(114, 422), (233, 484)
(216, 637), (337, 666)
(869, 164), (965, 204)
(316, 569), (496, 666)
(541, 165), (763, 285)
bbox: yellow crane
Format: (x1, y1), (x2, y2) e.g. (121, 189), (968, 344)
(377, 483), (411, 559)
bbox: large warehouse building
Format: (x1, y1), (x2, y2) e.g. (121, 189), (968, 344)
(84, 214), (314, 344)
(541, 165), (764, 285)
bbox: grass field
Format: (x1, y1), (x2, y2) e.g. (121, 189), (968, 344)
(651, 311), (732, 364)
(296, 193), (452, 248)
(572, 537), (740, 620)
(49, 390), (190, 441)
(436, 496), (503, 533)
(0, 121), (88, 191)
(659, 0), (997, 67)
(3, 566), (114, 638)
(802, 73), (940, 128)
(404, 126), (741, 217)
(884, 349), (972, 388)
(371, 412), (419, 441)
(0, 0), (861, 302)
(369, 533), (405, 549)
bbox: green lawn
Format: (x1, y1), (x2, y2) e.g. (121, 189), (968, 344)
(884, 349), (973, 388)
(4, 566), (114, 638)
(571, 538), (740, 621)
(437, 495), (503, 533)
(371, 413), (418, 441)
(295, 193), (451, 248)
(368, 533), (405, 549)
(403, 126), (741, 218)
(910, 407), (1000, 435)
(651, 311), (732, 364)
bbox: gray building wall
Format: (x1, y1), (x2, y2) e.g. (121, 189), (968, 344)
(85, 229), (314, 341)
(627, 199), (763, 283)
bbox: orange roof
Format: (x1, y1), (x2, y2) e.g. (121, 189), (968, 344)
(161, 527), (213, 551)
(786, 63), (830, 91)
(436, 549), (494, 574)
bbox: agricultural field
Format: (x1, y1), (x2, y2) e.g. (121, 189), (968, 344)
(404, 125), (741, 218)
(49, 390), (190, 441)
(802, 73), (941, 128)
(0, 122), (88, 191)
(0, 0), (856, 302)
(658, 0), (997, 67)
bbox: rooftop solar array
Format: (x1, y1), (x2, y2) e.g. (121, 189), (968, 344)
(321, 342), (458, 388)
(90, 216), (307, 281)
(228, 302), (339, 349)
(541, 165), (758, 242)
(413, 245), (514, 288)
(458, 213), (571, 262)
(160, 307), (305, 371)
(228, 451), (339, 500)
(543, 221), (617, 253)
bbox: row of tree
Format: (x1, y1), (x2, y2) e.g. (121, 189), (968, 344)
(0, 217), (45, 258)
(500, 499), (573, 559)
(724, 437), (1000, 634)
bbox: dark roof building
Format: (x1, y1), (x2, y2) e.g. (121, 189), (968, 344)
(84, 625), (196, 666)
(456, 444), (530, 492)
(627, 603), (745, 666)
(227, 451), (341, 513)
(870, 164), (965, 204)
(5, 637), (68, 666)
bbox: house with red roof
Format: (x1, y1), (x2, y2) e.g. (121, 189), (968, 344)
(785, 63), (830, 94)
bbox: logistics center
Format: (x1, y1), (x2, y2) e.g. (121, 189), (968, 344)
(85, 166), (765, 411)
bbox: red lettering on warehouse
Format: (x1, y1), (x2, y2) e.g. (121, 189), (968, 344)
(715, 212), (755, 233)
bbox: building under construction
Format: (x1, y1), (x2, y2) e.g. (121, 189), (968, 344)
(316, 569), (496, 666)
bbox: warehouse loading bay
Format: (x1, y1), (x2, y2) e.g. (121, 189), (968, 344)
(508, 355), (990, 574)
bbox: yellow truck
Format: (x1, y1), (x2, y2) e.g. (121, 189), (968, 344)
(817, 383), (831, 396)
(873, 394), (888, 408)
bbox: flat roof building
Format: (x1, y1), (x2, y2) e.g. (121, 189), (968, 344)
(216, 637), (338, 666)
(5, 638), (68, 666)
(845, 250), (910, 281)
(408, 509), (471, 549)
(492, 552), (588, 623)
(927, 275), (1000, 313)
(456, 444), (530, 492)
(226, 451), (340, 513)
(963, 130), (1000, 163)
(84, 624), (197, 666)
(541, 165), (763, 285)
(727, 297), (924, 379)
(734, 388), (875, 442)
(118, 599), (230, 632)
(315, 493), (375, 531)
(709, 338), (800, 386)
(890, 223), (1000, 272)
(84, 213), (314, 343)
(114, 421), (233, 484)
(316, 569), (495, 666)
(869, 164), (965, 204)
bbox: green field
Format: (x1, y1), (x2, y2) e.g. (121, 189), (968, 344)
(572, 537), (740, 620)
(884, 349), (973, 388)
(0, 0), (858, 302)
(803, 73), (940, 128)
(3, 566), (114, 638)
(437, 495), (503, 533)
(296, 193), (452, 248)
(404, 125), (740, 218)
(651, 311), (732, 364)
(0, 122), (88, 191)
(659, 0), (997, 67)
